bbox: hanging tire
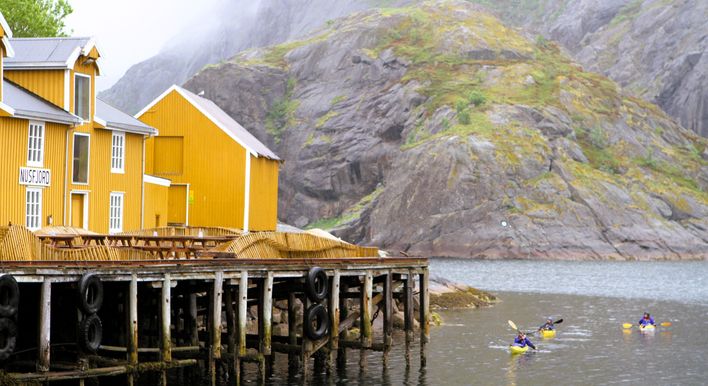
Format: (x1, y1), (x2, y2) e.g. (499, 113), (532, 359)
(305, 267), (328, 302)
(0, 275), (19, 318)
(0, 318), (17, 361)
(77, 273), (103, 314)
(303, 303), (329, 340)
(78, 314), (102, 353)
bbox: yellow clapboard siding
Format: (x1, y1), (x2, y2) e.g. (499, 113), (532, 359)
(0, 117), (68, 228)
(141, 89), (262, 229)
(249, 155), (279, 231)
(4, 69), (66, 109)
(143, 182), (169, 228)
(167, 185), (188, 225)
(153, 136), (183, 175)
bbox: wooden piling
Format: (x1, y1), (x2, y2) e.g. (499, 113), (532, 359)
(419, 269), (430, 343)
(336, 282), (348, 371)
(160, 273), (171, 386)
(383, 271), (393, 365)
(224, 286), (236, 380)
(404, 270), (414, 343)
(210, 271), (223, 386)
(287, 291), (299, 372)
(37, 279), (51, 372)
(327, 270), (340, 373)
(361, 272), (373, 349)
(261, 272), (273, 356)
(127, 274), (138, 386)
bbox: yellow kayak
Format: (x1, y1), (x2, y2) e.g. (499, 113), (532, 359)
(509, 345), (529, 354)
(639, 324), (656, 333)
(540, 329), (556, 338)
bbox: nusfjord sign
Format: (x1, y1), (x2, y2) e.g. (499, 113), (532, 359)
(19, 167), (51, 187)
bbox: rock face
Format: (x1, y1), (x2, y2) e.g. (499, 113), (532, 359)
(185, 1), (708, 260)
(99, 0), (413, 114)
(469, 0), (708, 137)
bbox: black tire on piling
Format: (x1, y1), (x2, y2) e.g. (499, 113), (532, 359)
(305, 267), (328, 302)
(78, 313), (103, 353)
(0, 317), (17, 361)
(77, 273), (104, 314)
(304, 303), (330, 340)
(0, 274), (20, 318)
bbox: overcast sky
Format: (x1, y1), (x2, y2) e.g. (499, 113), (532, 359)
(65, 0), (221, 91)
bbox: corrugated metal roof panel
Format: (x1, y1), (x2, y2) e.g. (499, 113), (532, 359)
(5, 37), (92, 68)
(96, 98), (157, 135)
(3, 80), (81, 125)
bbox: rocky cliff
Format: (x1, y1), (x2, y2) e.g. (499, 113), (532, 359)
(469, 0), (708, 137)
(184, 1), (708, 260)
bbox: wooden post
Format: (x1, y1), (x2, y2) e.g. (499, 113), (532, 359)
(188, 293), (198, 347)
(37, 279), (51, 372)
(210, 271), (223, 386)
(160, 273), (171, 386)
(336, 282), (348, 371)
(261, 272), (273, 356)
(419, 269), (430, 343)
(404, 270), (414, 343)
(224, 286), (236, 380)
(383, 271), (393, 365)
(127, 274), (138, 386)
(235, 270), (248, 385)
(287, 291), (299, 373)
(327, 270), (340, 373)
(361, 272), (373, 349)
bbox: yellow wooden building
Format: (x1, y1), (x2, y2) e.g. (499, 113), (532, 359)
(0, 13), (158, 233)
(137, 85), (281, 231)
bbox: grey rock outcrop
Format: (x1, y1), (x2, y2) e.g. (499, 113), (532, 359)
(185, 1), (708, 260)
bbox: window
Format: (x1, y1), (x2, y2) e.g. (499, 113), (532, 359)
(27, 121), (45, 167)
(26, 188), (42, 231)
(75, 74), (91, 121)
(109, 192), (124, 233)
(111, 131), (125, 173)
(72, 133), (90, 184)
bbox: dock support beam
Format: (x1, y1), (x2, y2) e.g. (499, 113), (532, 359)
(258, 272), (273, 383)
(404, 270), (415, 343)
(210, 271), (223, 386)
(236, 270), (248, 384)
(419, 269), (430, 343)
(327, 270), (340, 373)
(37, 279), (51, 373)
(360, 271), (373, 369)
(383, 271), (393, 365)
(287, 291), (299, 373)
(127, 274), (138, 386)
(160, 273), (172, 386)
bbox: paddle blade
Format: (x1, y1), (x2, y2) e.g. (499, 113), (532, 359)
(554, 318), (563, 324)
(508, 320), (518, 331)
(622, 323), (633, 329)
(661, 322), (672, 327)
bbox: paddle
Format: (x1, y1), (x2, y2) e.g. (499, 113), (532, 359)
(508, 320), (520, 333)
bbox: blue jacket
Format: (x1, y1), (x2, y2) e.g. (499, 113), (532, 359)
(639, 317), (655, 326)
(539, 322), (554, 330)
(513, 336), (536, 349)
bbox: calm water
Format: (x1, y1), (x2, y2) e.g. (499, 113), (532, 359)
(255, 259), (708, 385)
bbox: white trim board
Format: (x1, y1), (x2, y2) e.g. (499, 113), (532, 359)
(143, 174), (171, 187)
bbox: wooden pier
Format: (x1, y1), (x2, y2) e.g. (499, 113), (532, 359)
(0, 256), (429, 384)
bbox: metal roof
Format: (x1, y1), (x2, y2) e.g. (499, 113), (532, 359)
(5, 37), (97, 70)
(137, 85), (281, 160)
(96, 98), (157, 135)
(3, 80), (81, 125)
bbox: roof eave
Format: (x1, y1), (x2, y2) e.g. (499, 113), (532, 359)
(12, 109), (81, 125)
(99, 122), (158, 136)
(1, 36), (14, 57)
(5, 63), (69, 70)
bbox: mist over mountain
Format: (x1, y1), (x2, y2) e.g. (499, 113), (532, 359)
(99, 0), (413, 113)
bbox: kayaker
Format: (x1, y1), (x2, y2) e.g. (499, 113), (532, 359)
(538, 317), (555, 331)
(512, 332), (536, 350)
(638, 312), (656, 327)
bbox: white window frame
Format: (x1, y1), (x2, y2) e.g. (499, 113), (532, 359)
(25, 187), (42, 231)
(72, 132), (90, 185)
(109, 192), (124, 234)
(27, 121), (45, 167)
(74, 73), (91, 122)
(111, 131), (125, 174)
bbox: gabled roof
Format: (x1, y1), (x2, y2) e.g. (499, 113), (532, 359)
(136, 85), (281, 161)
(2, 80), (81, 125)
(0, 11), (14, 57)
(5, 37), (100, 73)
(95, 98), (157, 136)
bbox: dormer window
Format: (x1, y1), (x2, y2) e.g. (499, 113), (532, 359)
(75, 73), (91, 121)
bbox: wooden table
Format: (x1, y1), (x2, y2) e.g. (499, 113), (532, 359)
(38, 235), (77, 248)
(132, 235), (236, 259)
